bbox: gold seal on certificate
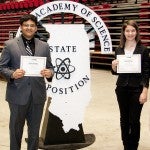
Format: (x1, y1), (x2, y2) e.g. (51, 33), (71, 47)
(20, 56), (46, 76)
(117, 54), (141, 73)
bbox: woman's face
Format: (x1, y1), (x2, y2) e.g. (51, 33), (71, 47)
(124, 25), (137, 42)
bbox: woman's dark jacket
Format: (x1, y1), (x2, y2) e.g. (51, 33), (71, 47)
(112, 44), (149, 88)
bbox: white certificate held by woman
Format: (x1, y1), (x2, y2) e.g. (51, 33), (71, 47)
(117, 54), (141, 73)
(20, 56), (46, 76)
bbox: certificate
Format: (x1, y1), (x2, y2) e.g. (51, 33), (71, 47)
(117, 54), (141, 73)
(20, 56), (46, 76)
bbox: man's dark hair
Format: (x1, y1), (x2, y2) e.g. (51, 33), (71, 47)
(20, 14), (38, 25)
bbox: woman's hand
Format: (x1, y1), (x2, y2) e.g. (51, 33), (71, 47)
(139, 87), (148, 104)
(111, 59), (119, 72)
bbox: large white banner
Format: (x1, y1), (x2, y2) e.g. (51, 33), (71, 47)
(44, 24), (91, 133)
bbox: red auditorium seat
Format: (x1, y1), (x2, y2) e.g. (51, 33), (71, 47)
(6, 3), (11, 10)
(0, 4), (3, 11)
(33, 0), (39, 7)
(1, 33), (9, 37)
(140, 2), (150, 19)
(141, 2), (150, 6)
(10, 2), (15, 9)
(28, 1), (34, 8)
(19, 1), (24, 9)
(14, 2), (19, 9)
(102, 4), (111, 9)
(38, 0), (44, 6)
(81, 0), (87, 2)
(139, 13), (150, 19)
(2, 4), (7, 11)
(23, 1), (29, 9)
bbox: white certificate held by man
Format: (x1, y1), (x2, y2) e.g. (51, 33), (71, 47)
(117, 54), (141, 73)
(20, 56), (46, 76)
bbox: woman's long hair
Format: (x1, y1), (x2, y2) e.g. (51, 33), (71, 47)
(119, 20), (141, 48)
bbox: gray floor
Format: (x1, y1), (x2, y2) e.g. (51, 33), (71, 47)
(0, 69), (150, 150)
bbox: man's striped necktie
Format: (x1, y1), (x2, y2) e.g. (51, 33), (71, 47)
(26, 41), (33, 56)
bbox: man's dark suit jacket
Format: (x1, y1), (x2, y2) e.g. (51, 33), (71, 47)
(0, 36), (53, 105)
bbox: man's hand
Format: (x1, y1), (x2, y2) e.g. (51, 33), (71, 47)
(12, 69), (25, 79)
(41, 69), (53, 78)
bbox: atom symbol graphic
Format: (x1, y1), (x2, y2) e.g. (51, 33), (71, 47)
(54, 58), (75, 80)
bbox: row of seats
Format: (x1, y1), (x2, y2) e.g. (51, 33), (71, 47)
(139, 3), (150, 46)
(0, 0), (44, 11)
(0, 0), (129, 11)
(0, 10), (29, 45)
(0, 1), (150, 50)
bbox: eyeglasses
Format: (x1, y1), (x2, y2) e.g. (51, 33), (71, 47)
(22, 24), (36, 28)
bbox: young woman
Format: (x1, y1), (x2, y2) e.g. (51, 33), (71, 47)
(112, 20), (149, 150)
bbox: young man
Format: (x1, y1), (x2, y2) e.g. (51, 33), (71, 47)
(0, 14), (54, 150)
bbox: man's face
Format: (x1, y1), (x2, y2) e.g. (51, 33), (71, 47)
(20, 19), (37, 40)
